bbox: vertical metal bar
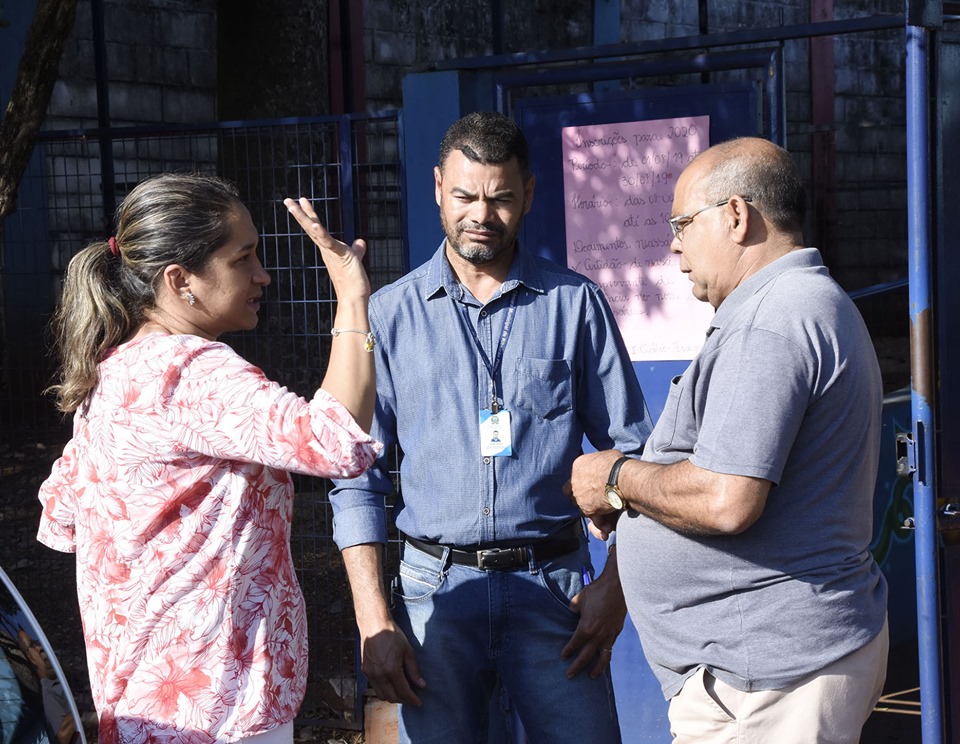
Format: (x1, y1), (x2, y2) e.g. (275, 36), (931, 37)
(328, 0), (346, 114)
(697, 0), (709, 35)
(592, 0), (621, 94)
(766, 46), (786, 146)
(905, 21), (943, 744)
(593, 0), (620, 44)
(89, 0), (115, 229)
(343, 117), (364, 728)
(340, 116), (357, 245)
(496, 80), (508, 116)
(397, 110), (411, 275)
(809, 0), (835, 248)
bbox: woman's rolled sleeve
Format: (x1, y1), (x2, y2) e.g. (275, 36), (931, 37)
(37, 447), (80, 553)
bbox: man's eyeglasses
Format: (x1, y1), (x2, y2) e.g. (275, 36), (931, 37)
(668, 196), (753, 240)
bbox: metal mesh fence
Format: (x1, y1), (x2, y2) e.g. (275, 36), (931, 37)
(0, 113), (405, 732)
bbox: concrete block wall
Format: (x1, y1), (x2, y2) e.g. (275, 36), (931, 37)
(830, 25), (907, 292)
(43, 0), (218, 236)
(5, 0), (221, 386)
(363, 0), (593, 112)
(364, 0), (493, 112)
(48, 0), (217, 130)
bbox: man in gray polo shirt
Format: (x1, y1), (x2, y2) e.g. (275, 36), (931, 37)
(569, 136), (888, 743)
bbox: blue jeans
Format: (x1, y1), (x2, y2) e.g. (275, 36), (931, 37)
(392, 540), (622, 744)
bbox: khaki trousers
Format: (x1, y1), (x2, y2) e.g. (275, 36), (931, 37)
(668, 619), (889, 744)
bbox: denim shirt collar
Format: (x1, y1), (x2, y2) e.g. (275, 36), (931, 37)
(708, 247), (823, 335)
(424, 240), (547, 303)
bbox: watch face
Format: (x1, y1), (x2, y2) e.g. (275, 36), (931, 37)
(605, 487), (624, 511)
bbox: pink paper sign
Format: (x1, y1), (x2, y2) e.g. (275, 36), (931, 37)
(562, 116), (713, 361)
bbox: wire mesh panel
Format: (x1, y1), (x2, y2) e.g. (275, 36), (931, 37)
(216, 115), (406, 728)
(0, 113), (405, 732)
(350, 114), (408, 292)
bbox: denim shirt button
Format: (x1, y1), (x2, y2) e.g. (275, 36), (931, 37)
(483, 457), (491, 464)
(482, 507), (490, 515)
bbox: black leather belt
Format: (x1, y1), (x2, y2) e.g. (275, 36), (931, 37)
(403, 523), (582, 570)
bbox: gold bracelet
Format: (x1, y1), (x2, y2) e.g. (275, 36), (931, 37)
(331, 327), (376, 352)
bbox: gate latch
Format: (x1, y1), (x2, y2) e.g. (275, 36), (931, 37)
(895, 432), (916, 478)
(939, 504), (960, 533)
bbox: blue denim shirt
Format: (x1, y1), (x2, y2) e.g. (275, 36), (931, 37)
(330, 242), (653, 548)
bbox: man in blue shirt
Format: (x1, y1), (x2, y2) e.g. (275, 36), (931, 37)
(331, 111), (652, 743)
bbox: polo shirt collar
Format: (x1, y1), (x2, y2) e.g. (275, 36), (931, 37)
(709, 247), (823, 332)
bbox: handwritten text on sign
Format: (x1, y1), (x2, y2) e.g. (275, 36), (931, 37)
(562, 116), (713, 361)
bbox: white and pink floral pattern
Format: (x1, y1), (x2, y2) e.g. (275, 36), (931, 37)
(38, 334), (381, 743)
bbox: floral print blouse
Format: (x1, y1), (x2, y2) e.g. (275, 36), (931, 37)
(37, 334), (381, 743)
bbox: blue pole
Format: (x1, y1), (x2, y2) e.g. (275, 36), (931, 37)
(905, 21), (943, 744)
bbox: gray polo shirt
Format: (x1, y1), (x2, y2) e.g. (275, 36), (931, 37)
(618, 248), (888, 698)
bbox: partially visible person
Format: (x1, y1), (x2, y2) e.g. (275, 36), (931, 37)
(36, 173), (381, 743)
(569, 137), (888, 744)
(16, 629), (76, 744)
(0, 627), (57, 744)
(330, 112), (653, 742)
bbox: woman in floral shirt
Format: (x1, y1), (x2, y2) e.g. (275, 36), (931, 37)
(37, 173), (381, 743)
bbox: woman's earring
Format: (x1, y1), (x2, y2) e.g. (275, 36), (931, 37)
(181, 289), (196, 306)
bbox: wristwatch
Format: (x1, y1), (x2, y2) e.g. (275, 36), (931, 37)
(605, 456), (632, 511)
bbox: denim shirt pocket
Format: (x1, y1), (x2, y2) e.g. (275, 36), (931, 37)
(513, 357), (573, 420)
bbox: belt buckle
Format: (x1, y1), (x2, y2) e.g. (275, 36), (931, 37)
(477, 547), (524, 570)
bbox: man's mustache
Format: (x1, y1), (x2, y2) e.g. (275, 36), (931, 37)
(457, 222), (504, 236)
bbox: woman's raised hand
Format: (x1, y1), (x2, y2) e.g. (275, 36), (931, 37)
(283, 196), (376, 431)
(283, 197), (371, 300)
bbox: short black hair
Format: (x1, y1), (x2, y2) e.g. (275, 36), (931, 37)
(438, 112), (530, 180)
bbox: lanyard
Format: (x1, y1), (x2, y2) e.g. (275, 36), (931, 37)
(455, 288), (519, 413)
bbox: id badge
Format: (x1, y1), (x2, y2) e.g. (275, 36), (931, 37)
(479, 409), (512, 457)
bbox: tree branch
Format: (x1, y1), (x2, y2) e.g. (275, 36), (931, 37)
(0, 0), (78, 226)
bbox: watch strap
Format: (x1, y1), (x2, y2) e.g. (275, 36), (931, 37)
(606, 456), (632, 489)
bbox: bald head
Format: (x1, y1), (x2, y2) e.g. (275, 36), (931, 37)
(691, 137), (806, 237)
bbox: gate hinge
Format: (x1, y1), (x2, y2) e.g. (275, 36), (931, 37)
(896, 432), (916, 478)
